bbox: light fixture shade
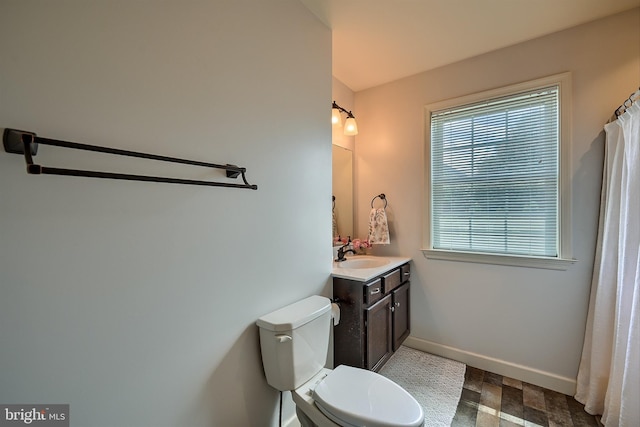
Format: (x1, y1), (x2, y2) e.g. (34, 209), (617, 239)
(332, 108), (342, 126)
(344, 117), (358, 136)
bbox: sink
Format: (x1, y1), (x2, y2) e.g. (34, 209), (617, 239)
(336, 256), (390, 269)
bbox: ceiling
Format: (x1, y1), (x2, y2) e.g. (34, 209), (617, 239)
(300, 0), (640, 92)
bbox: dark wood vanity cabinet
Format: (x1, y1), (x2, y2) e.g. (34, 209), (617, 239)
(333, 263), (411, 372)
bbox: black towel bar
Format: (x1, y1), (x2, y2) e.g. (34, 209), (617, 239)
(3, 128), (258, 190)
(370, 193), (387, 208)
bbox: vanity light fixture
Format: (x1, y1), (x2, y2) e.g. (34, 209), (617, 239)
(332, 101), (358, 136)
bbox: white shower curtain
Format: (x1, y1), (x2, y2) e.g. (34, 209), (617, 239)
(575, 101), (640, 427)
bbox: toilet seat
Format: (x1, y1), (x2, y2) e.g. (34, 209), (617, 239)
(312, 365), (424, 427)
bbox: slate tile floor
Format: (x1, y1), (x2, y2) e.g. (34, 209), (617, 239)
(452, 366), (601, 427)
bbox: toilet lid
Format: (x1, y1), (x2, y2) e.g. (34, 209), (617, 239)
(312, 365), (424, 427)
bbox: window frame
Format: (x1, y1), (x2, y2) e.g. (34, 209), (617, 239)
(422, 73), (575, 270)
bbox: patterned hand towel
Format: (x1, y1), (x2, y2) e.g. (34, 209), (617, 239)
(368, 208), (390, 244)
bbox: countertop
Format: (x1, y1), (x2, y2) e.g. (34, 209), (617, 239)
(331, 255), (412, 282)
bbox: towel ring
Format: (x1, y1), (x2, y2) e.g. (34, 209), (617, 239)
(371, 193), (387, 208)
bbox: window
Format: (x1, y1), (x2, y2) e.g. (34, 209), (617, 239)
(423, 74), (574, 269)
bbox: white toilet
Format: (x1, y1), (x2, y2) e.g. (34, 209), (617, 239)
(256, 295), (424, 427)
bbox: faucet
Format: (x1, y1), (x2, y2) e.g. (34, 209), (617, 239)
(335, 238), (356, 262)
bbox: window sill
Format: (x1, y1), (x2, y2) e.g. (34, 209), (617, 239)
(421, 249), (576, 270)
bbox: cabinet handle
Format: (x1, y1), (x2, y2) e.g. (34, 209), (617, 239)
(370, 288), (381, 295)
(404, 272), (410, 276)
(395, 302), (401, 307)
(390, 306), (395, 312)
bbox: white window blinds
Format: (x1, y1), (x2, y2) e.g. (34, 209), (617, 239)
(430, 85), (560, 257)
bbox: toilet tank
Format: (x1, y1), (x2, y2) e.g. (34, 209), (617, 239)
(256, 295), (332, 391)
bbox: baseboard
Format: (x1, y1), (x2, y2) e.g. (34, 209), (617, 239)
(404, 336), (577, 396)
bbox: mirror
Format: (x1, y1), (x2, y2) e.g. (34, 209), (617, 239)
(332, 144), (353, 240)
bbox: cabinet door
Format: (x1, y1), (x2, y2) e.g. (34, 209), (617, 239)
(392, 282), (410, 351)
(365, 294), (393, 371)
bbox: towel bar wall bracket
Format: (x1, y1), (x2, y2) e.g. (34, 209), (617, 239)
(2, 128), (257, 190)
(3, 129), (38, 155)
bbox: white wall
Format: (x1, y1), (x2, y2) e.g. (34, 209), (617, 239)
(0, 1), (331, 426)
(353, 9), (640, 393)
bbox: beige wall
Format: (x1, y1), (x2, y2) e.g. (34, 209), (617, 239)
(353, 8), (640, 393)
(0, 1), (331, 426)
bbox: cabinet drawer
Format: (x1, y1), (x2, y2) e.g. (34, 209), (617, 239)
(364, 279), (383, 306)
(400, 263), (411, 282)
(382, 268), (402, 294)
